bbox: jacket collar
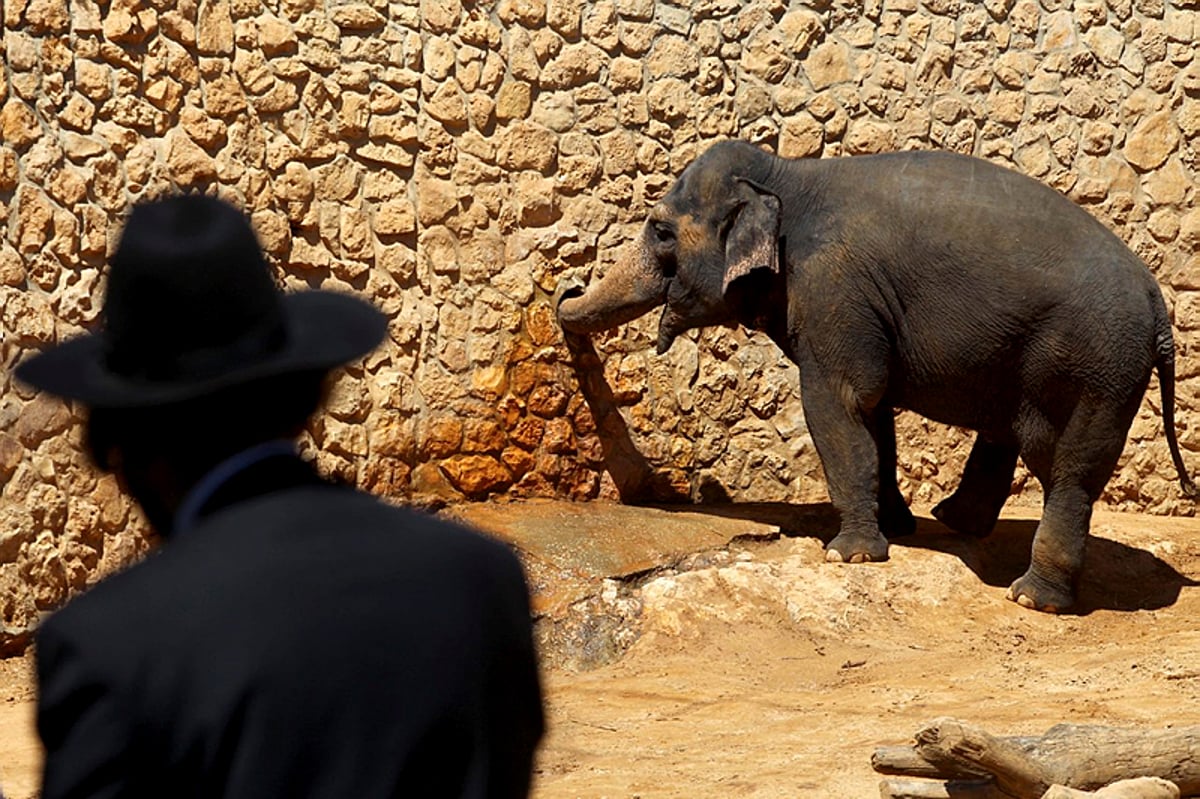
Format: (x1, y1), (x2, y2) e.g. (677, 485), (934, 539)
(172, 442), (328, 537)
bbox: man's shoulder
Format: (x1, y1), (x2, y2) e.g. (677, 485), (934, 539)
(40, 488), (521, 644)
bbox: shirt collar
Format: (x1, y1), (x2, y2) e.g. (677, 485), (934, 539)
(173, 439), (298, 536)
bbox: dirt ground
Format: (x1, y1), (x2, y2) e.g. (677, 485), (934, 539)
(2, 503), (1199, 798)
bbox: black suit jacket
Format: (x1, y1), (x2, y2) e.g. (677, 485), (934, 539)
(36, 455), (544, 798)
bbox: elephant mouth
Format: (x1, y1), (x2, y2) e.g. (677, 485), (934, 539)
(656, 303), (684, 354)
(553, 276), (587, 312)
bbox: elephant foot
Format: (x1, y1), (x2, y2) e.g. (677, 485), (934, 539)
(880, 504), (916, 539)
(931, 494), (1000, 538)
(1005, 569), (1074, 614)
(825, 529), (890, 564)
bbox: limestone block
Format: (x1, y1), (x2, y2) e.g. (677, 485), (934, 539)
(339, 207), (372, 261)
(804, 41), (854, 89)
(78, 205), (109, 257)
(376, 200), (417, 237)
(55, 264), (98, 324)
(47, 166), (88, 208)
(1180, 210), (1200, 253)
(547, 0), (583, 37)
(1181, 61), (1200, 95)
(0, 148), (17, 193)
(1136, 20), (1168, 63)
(103, 0), (157, 44)
(418, 416), (463, 460)
(320, 417), (368, 458)
(422, 37), (456, 81)
(15, 186), (53, 255)
(540, 42), (607, 89)
(462, 418), (507, 455)
(13, 394), (71, 448)
(532, 91), (576, 132)
(987, 89), (1025, 125)
(157, 8), (195, 42)
(1144, 159), (1189, 206)
(1146, 208), (1179, 243)
(419, 0), (460, 32)
(496, 81), (533, 122)
(582, 1), (619, 51)
(779, 114), (824, 158)
(844, 117), (902, 152)
(506, 28), (541, 81)
(257, 14), (297, 54)
(499, 0), (546, 26)
(23, 0), (69, 32)
(740, 30), (790, 82)
(419, 225), (459, 278)
(1085, 26), (1125, 66)
(165, 129), (217, 188)
(1124, 111), (1180, 172)
(201, 73), (247, 118)
(514, 172), (557, 226)
(197, 0), (234, 54)
(368, 114), (418, 147)
(423, 81), (468, 127)
(0, 247), (24, 287)
(497, 121), (557, 172)
(440, 455), (512, 497)
(331, 4), (384, 30)
(646, 77), (693, 121)
(1, 99), (40, 149)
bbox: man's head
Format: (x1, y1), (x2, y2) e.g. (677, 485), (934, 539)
(16, 194), (387, 529)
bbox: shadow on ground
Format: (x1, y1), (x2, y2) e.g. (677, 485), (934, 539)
(661, 501), (1198, 615)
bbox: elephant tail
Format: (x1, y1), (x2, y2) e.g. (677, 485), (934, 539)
(1155, 327), (1199, 501)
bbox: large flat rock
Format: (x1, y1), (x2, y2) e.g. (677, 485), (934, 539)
(442, 499), (789, 616)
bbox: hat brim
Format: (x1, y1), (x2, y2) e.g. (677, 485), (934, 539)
(15, 291), (388, 408)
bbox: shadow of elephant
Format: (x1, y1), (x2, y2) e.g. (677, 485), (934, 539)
(658, 501), (1197, 616)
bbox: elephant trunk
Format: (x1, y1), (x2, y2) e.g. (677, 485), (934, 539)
(556, 243), (668, 335)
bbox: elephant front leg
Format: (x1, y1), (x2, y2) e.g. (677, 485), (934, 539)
(801, 372), (890, 564)
(932, 435), (1018, 537)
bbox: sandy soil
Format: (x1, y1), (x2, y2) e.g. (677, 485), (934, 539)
(2, 505), (1199, 798)
(530, 506), (1200, 798)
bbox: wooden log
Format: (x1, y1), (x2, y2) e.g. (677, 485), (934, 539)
(873, 718), (1200, 798)
(874, 746), (987, 779)
(879, 777), (1005, 798)
(914, 718), (1055, 797)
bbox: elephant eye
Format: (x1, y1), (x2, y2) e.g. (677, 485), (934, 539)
(652, 221), (676, 246)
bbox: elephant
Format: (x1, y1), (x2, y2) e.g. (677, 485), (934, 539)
(556, 139), (1197, 613)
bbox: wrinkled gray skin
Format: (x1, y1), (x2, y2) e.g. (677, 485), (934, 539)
(557, 139), (1197, 613)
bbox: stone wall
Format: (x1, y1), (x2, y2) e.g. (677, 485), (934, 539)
(2, 0), (1199, 647)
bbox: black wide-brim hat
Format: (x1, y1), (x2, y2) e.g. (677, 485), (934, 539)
(16, 195), (387, 408)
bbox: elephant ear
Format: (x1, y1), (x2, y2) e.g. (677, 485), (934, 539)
(722, 178), (781, 298)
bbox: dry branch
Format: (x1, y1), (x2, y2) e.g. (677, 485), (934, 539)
(873, 718), (1200, 798)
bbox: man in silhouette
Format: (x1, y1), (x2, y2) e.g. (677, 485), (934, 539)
(17, 195), (543, 798)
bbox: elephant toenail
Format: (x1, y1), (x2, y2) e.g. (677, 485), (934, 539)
(825, 550), (845, 563)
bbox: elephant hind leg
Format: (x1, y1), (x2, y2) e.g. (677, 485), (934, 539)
(932, 435), (1019, 537)
(1007, 398), (1136, 612)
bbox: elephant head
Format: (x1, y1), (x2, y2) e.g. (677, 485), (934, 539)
(557, 142), (782, 354)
